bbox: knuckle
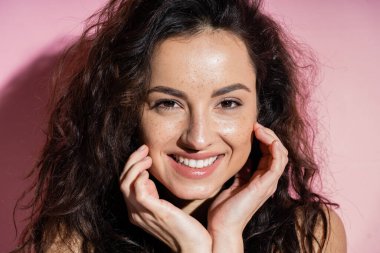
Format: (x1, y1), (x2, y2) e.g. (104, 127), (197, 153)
(135, 190), (146, 203)
(284, 156), (289, 164)
(265, 184), (277, 198)
(280, 156), (289, 168)
(120, 182), (129, 194)
(248, 181), (265, 195)
(129, 213), (141, 225)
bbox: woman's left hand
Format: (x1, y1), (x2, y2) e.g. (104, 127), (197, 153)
(207, 122), (289, 253)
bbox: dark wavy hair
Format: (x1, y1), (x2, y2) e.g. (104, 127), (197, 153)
(13, 0), (336, 252)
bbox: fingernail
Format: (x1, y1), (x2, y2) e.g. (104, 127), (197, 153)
(138, 144), (146, 151)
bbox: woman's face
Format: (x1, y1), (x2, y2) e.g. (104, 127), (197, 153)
(140, 29), (257, 200)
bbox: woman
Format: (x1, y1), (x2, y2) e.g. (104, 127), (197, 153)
(14, 0), (346, 252)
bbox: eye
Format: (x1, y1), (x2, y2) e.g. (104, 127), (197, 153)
(152, 99), (181, 111)
(218, 99), (242, 109)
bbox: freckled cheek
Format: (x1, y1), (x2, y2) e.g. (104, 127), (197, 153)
(140, 115), (185, 178)
(141, 114), (185, 147)
(215, 116), (254, 147)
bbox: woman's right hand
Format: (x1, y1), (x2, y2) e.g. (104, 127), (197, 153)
(119, 144), (212, 253)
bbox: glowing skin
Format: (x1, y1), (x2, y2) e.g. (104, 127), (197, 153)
(140, 29), (257, 204)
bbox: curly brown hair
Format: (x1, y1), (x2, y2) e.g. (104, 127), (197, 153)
(13, 0), (336, 252)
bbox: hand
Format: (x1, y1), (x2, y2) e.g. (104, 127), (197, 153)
(207, 122), (289, 253)
(119, 145), (212, 253)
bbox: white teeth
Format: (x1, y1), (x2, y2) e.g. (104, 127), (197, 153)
(174, 155), (218, 169)
(189, 159), (196, 167)
(206, 158), (212, 166)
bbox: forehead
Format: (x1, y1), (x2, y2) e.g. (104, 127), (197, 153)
(149, 29), (256, 91)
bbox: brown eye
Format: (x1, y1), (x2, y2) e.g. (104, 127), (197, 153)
(219, 99), (242, 109)
(153, 99), (181, 110)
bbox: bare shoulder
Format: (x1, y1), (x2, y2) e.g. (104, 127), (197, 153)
(296, 205), (347, 252)
(320, 207), (347, 253)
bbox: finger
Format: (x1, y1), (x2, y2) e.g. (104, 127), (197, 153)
(133, 170), (172, 211)
(120, 156), (152, 197)
(261, 128), (288, 156)
(254, 123), (288, 156)
(262, 140), (285, 172)
(251, 140), (284, 183)
(254, 124), (276, 144)
(120, 144), (149, 180)
(132, 169), (192, 218)
(134, 170), (160, 203)
(254, 123), (278, 140)
(229, 172), (245, 190)
(270, 138), (289, 170)
(254, 127), (276, 155)
(270, 140), (286, 174)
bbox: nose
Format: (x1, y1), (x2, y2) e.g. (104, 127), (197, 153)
(179, 110), (213, 151)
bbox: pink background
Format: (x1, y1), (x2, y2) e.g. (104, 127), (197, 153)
(0, 1), (379, 252)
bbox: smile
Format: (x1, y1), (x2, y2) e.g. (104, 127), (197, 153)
(173, 155), (218, 169)
(167, 153), (223, 179)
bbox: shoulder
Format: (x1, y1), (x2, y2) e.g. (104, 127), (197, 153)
(319, 207), (347, 253)
(296, 205), (347, 253)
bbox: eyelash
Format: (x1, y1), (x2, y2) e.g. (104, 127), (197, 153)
(218, 99), (242, 109)
(152, 99), (181, 110)
(152, 98), (242, 111)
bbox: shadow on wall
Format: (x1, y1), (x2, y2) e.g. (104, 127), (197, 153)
(0, 49), (64, 252)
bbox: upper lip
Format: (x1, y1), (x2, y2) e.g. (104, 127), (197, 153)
(169, 152), (223, 160)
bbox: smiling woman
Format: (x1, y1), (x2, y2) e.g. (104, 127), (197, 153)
(141, 30), (256, 201)
(12, 0), (346, 253)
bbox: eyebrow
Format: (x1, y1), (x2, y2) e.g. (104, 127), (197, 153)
(148, 83), (251, 99)
(148, 86), (187, 99)
(211, 83), (251, 97)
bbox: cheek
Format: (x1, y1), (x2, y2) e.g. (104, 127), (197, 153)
(141, 112), (184, 147)
(140, 112), (185, 180)
(216, 116), (254, 175)
(215, 114), (254, 148)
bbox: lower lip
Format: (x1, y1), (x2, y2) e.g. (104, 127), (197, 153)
(168, 155), (223, 179)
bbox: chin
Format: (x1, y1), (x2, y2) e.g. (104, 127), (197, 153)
(166, 182), (221, 201)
